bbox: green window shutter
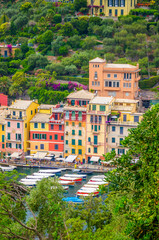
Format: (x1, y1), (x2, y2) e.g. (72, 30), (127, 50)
(19, 144), (21, 149)
(16, 144), (17, 149)
(33, 134), (34, 139)
(38, 134), (40, 139)
(45, 134), (46, 139)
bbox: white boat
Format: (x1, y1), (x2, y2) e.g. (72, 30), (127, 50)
(59, 176), (82, 182)
(26, 175), (47, 179)
(58, 180), (75, 186)
(38, 169), (61, 174)
(89, 178), (106, 182)
(91, 175), (105, 179)
(82, 184), (99, 189)
(64, 174), (86, 179)
(72, 169), (81, 173)
(20, 181), (37, 186)
(76, 188), (99, 197)
(0, 165), (17, 171)
(20, 178), (41, 182)
(33, 173), (55, 177)
(87, 181), (109, 186)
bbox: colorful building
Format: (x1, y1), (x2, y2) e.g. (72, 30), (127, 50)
(49, 105), (64, 158)
(0, 107), (7, 158)
(0, 43), (20, 57)
(64, 90), (95, 163)
(107, 98), (143, 155)
(89, 57), (140, 100)
(87, 0), (137, 17)
(0, 93), (8, 106)
(5, 100), (39, 158)
(86, 96), (114, 163)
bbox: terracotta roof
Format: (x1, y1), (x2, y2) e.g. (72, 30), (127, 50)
(90, 96), (114, 105)
(67, 90), (95, 100)
(39, 104), (55, 110)
(30, 113), (51, 123)
(9, 100), (36, 110)
(89, 57), (106, 63)
(105, 64), (137, 69)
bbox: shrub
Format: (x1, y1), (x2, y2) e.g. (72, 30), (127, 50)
(139, 76), (159, 89)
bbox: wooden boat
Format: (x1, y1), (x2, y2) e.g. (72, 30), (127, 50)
(0, 165), (17, 171)
(33, 173), (55, 177)
(76, 188), (99, 197)
(59, 176), (82, 182)
(64, 174), (87, 179)
(39, 169), (61, 174)
(58, 180), (75, 186)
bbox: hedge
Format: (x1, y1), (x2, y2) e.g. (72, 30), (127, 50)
(139, 76), (159, 90)
(57, 76), (89, 85)
(130, 9), (157, 16)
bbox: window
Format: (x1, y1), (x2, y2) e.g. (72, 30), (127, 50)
(92, 105), (96, 111)
(71, 100), (75, 106)
(79, 130), (82, 136)
(72, 130), (75, 135)
(120, 138), (123, 145)
(2, 144), (4, 149)
(100, 105), (105, 111)
(7, 133), (10, 140)
(98, 125), (100, 130)
(66, 122), (68, 126)
(61, 136), (64, 140)
(51, 124), (54, 129)
(129, 83), (131, 88)
(121, 9), (124, 15)
(79, 122), (82, 127)
(123, 83), (125, 88)
(105, 81), (108, 87)
(125, 92), (129, 96)
(99, 116), (102, 123)
(59, 125), (62, 130)
(13, 111), (15, 116)
(40, 134), (46, 140)
(72, 149), (75, 154)
(2, 125), (4, 131)
(50, 135), (52, 140)
(16, 134), (21, 140)
(31, 110), (33, 115)
(109, 9), (112, 16)
(123, 115), (127, 122)
(115, 9), (118, 16)
(94, 135), (98, 145)
(33, 133), (39, 139)
(40, 144), (44, 150)
(88, 148), (91, 153)
(107, 74), (111, 78)
(25, 123), (27, 128)
(72, 111), (75, 120)
(2, 135), (5, 143)
(108, 91), (116, 97)
(7, 122), (10, 127)
(41, 123), (45, 129)
(55, 144), (58, 150)
(35, 109), (36, 113)
(92, 125), (93, 130)
(94, 71), (98, 79)
(118, 149), (125, 155)
(112, 126), (116, 132)
(94, 125), (97, 132)
(92, 81), (94, 86)
(66, 111), (69, 119)
(109, 81), (112, 87)
(94, 147), (97, 153)
(34, 123), (38, 128)
(19, 111), (22, 118)
(121, 0), (125, 7)
(90, 115), (93, 123)
(54, 134), (58, 140)
(112, 148), (115, 152)
(78, 149), (82, 155)
(88, 137), (91, 142)
(66, 140), (68, 145)
(54, 114), (58, 120)
(100, 0), (102, 5)
(35, 145), (38, 150)
(78, 140), (82, 146)
(115, 0), (119, 6)
(65, 150), (68, 153)
(134, 116), (139, 122)
(98, 81), (100, 86)
(78, 111), (82, 119)
(72, 139), (75, 145)
(120, 127), (123, 135)
(112, 138), (115, 143)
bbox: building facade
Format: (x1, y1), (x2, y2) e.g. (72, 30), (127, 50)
(86, 96), (114, 162)
(89, 57), (140, 100)
(5, 100), (39, 157)
(87, 0), (137, 17)
(64, 90), (95, 163)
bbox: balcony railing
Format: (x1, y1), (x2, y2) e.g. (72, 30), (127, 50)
(110, 121), (138, 126)
(6, 138), (22, 142)
(90, 142), (102, 146)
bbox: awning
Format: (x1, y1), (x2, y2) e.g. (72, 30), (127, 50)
(10, 152), (22, 158)
(56, 157), (65, 161)
(44, 157), (52, 160)
(64, 155), (77, 163)
(90, 156), (100, 162)
(33, 152), (47, 159)
(101, 160), (113, 165)
(111, 116), (118, 119)
(48, 152), (63, 158)
(25, 155), (33, 159)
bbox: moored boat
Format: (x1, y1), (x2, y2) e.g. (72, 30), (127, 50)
(0, 165), (17, 171)
(20, 178), (41, 182)
(59, 176), (82, 182)
(76, 188), (99, 197)
(64, 174), (86, 179)
(82, 184), (99, 189)
(58, 180), (75, 186)
(39, 169), (61, 174)
(33, 172), (55, 177)
(26, 175), (47, 179)
(87, 181), (109, 186)
(63, 197), (84, 203)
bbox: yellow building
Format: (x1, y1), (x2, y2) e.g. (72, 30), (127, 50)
(5, 100), (39, 157)
(107, 98), (143, 155)
(86, 96), (115, 163)
(87, 0), (137, 17)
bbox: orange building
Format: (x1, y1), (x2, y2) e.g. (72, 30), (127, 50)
(89, 57), (140, 100)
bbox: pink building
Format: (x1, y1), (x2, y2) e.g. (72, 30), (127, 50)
(89, 57), (140, 99)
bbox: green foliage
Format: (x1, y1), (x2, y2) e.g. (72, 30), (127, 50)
(42, 30), (53, 44)
(53, 14), (62, 24)
(130, 9), (157, 16)
(57, 76), (88, 85)
(46, 62), (66, 75)
(0, 76), (12, 95)
(27, 54), (48, 70)
(139, 75), (159, 89)
(82, 36), (97, 50)
(20, 2), (33, 12)
(74, 0), (87, 11)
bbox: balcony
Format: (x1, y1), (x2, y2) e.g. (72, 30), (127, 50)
(110, 121), (138, 126)
(90, 142), (102, 146)
(92, 130), (100, 134)
(6, 138), (22, 142)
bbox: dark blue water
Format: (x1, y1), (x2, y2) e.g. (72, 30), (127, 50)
(16, 167), (105, 197)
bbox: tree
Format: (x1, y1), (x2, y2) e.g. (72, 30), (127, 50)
(82, 36), (97, 50)
(0, 63), (8, 76)
(20, 2), (33, 13)
(51, 36), (64, 56)
(27, 54), (48, 70)
(9, 71), (27, 97)
(0, 76), (12, 95)
(67, 35), (81, 50)
(74, 0), (87, 11)
(59, 46), (69, 56)
(60, 22), (74, 37)
(42, 30), (53, 45)
(65, 65), (77, 75)
(46, 63), (66, 75)
(53, 14), (62, 24)
(104, 104), (159, 240)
